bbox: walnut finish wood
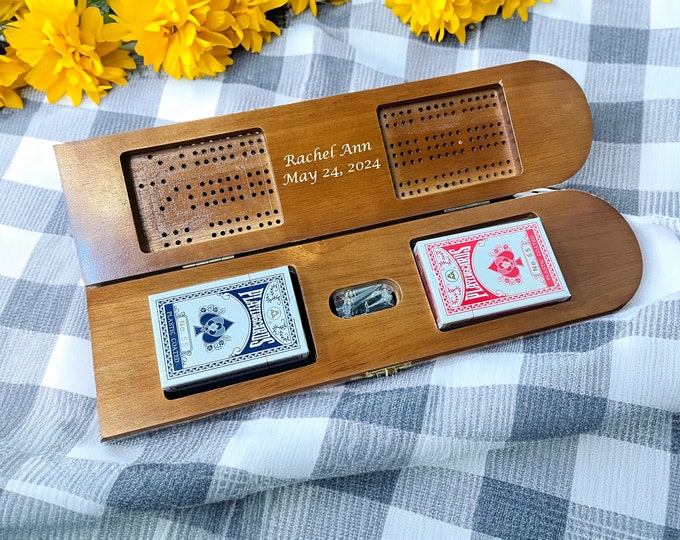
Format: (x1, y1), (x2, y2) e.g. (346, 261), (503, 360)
(56, 61), (592, 285)
(87, 190), (642, 440)
(378, 83), (521, 199)
(125, 130), (282, 252)
(55, 61), (639, 440)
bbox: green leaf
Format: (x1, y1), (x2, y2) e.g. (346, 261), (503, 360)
(86, 0), (111, 16)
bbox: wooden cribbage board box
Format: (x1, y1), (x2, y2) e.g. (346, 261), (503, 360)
(55, 61), (642, 440)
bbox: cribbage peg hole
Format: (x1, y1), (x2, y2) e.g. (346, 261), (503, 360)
(122, 129), (283, 253)
(377, 84), (522, 200)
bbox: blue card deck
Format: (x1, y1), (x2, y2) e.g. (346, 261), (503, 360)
(149, 266), (310, 391)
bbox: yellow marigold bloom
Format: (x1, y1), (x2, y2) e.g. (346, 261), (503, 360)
(105, 0), (237, 79)
(501, 0), (551, 22)
(386, 0), (501, 43)
(0, 51), (28, 109)
(287, 0), (349, 17)
(455, 0), (502, 43)
(4, 0), (135, 106)
(225, 0), (286, 53)
(386, 0), (470, 42)
(0, 0), (27, 22)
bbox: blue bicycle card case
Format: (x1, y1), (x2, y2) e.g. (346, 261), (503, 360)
(148, 266), (310, 392)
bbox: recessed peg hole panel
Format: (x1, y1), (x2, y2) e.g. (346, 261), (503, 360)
(123, 129), (282, 253)
(377, 84), (522, 200)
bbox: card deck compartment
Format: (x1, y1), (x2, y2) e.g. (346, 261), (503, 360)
(149, 266), (310, 392)
(413, 217), (571, 330)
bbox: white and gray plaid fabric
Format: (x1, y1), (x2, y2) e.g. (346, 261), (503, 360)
(1, 0), (679, 537)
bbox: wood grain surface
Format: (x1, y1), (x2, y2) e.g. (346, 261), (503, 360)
(86, 190), (642, 439)
(55, 61), (593, 285)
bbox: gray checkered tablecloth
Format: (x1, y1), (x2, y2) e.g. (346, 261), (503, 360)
(1, 0), (679, 537)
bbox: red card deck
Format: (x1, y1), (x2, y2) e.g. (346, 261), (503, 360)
(413, 217), (571, 329)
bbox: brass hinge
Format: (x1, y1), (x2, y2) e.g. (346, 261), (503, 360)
(182, 255), (234, 269)
(443, 200), (490, 213)
(352, 361), (413, 381)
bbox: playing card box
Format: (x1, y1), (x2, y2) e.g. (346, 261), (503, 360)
(149, 266), (309, 392)
(54, 61), (643, 439)
(413, 218), (570, 329)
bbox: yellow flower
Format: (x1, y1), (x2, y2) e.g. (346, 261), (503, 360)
(501, 0), (551, 22)
(105, 0), (237, 79)
(0, 0), (27, 22)
(0, 50), (28, 109)
(386, 0), (470, 42)
(455, 0), (502, 42)
(386, 0), (501, 43)
(287, 0), (349, 17)
(387, 0), (553, 43)
(4, 0), (135, 106)
(225, 0), (286, 53)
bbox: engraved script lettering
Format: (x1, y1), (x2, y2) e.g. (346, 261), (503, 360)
(282, 170), (318, 186)
(284, 145), (337, 167)
(340, 142), (372, 156)
(282, 140), (376, 187)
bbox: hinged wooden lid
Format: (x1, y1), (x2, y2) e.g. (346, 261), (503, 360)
(55, 61), (592, 285)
